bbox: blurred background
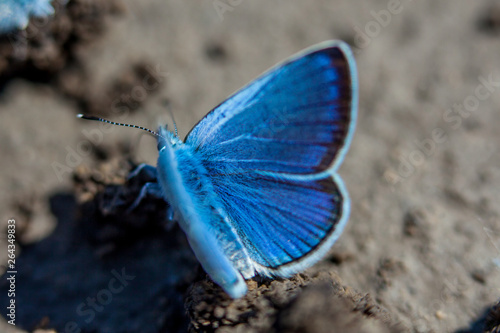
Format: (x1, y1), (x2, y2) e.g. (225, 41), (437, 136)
(0, 0), (499, 332)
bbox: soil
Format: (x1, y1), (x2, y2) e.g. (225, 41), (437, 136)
(0, 0), (500, 332)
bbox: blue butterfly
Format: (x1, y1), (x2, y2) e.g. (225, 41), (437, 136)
(0, 0), (55, 34)
(79, 40), (357, 298)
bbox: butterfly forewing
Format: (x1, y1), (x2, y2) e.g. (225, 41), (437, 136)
(186, 42), (356, 176)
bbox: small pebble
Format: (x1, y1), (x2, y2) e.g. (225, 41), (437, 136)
(435, 310), (447, 320)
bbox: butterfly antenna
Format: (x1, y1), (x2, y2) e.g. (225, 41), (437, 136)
(162, 100), (178, 137)
(173, 119), (178, 137)
(77, 114), (162, 139)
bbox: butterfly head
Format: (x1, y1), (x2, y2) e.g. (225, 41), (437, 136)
(157, 126), (182, 151)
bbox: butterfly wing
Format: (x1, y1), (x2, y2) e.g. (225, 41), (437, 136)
(185, 41), (357, 276)
(186, 41), (357, 178)
(208, 171), (350, 277)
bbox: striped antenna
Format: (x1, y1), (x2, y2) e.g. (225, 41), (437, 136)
(77, 114), (161, 138)
(162, 100), (178, 137)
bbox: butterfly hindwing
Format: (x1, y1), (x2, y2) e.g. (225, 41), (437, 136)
(208, 170), (350, 276)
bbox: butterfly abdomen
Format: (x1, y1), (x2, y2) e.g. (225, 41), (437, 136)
(156, 141), (255, 291)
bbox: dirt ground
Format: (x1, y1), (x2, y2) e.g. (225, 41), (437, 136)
(0, 0), (500, 332)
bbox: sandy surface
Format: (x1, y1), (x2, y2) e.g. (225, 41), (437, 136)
(0, 0), (500, 332)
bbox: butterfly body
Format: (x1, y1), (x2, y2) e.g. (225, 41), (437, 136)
(156, 128), (253, 297)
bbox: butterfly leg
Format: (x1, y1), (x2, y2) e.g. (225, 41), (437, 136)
(126, 182), (164, 212)
(127, 163), (157, 181)
(127, 164), (176, 227)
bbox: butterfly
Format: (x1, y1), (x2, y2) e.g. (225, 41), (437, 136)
(0, 0), (54, 34)
(78, 40), (358, 298)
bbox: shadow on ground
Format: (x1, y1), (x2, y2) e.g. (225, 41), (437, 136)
(0, 184), (198, 332)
